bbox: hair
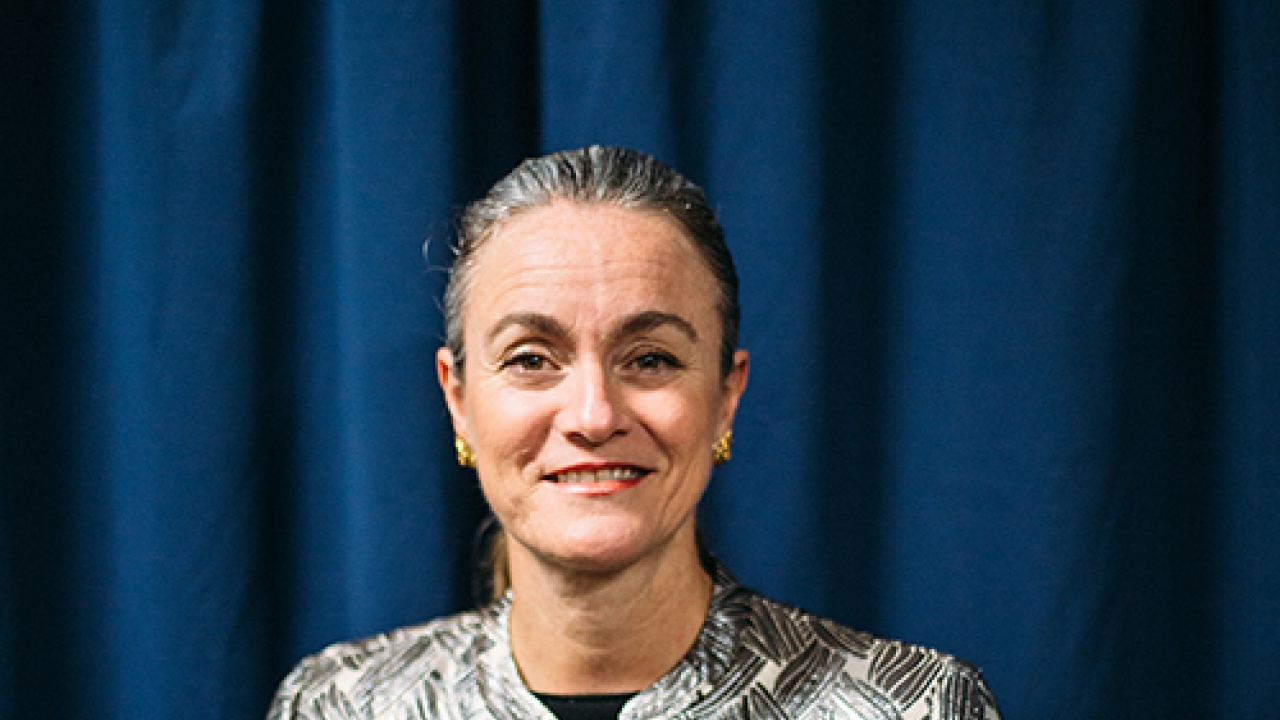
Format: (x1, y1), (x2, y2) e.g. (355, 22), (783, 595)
(440, 146), (740, 603)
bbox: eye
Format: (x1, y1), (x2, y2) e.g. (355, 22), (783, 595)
(502, 351), (553, 373)
(629, 351), (682, 373)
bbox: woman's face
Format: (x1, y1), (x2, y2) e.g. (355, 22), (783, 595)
(438, 201), (748, 575)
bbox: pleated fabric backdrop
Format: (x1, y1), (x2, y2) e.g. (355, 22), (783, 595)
(2, 1), (1277, 718)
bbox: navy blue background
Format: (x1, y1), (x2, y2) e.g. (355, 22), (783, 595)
(2, 2), (1277, 718)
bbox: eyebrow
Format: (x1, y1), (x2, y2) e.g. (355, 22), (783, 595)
(485, 310), (699, 346)
(486, 312), (570, 346)
(610, 310), (699, 345)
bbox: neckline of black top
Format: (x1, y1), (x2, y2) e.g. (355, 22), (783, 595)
(533, 692), (637, 720)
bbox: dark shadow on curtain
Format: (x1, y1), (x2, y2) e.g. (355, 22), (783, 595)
(458, 0), (542, 200)
(248, 0), (323, 695)
(0, 3), (87, 717)
(664, 0), (709, 180)
(1106, 0), (1221, 713)
(814, 0), (902, 632)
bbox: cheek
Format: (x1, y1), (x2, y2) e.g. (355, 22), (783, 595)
(636, 387), (722, 447)
(466, 388), (551, 466)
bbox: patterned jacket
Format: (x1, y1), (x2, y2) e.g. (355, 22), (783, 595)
(268, 562), (1002, 720)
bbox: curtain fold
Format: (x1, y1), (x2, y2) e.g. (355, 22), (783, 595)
(3, 1), (1276, 718)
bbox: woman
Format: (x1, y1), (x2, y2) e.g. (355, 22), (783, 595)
(268, 146), (1002, 720)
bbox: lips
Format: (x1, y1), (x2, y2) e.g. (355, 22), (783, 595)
(544, 464), (650, 496)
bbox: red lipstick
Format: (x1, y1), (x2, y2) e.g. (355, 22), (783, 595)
(545, 463), (649, 496)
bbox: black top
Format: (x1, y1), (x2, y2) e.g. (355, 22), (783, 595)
(534, 693), (636, 720)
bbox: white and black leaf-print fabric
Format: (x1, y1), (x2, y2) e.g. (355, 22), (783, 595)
(268, 561), (1002, 720)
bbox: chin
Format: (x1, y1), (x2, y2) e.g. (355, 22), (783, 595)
(534, 525), (659, 574)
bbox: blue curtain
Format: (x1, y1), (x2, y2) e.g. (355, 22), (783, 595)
(3, 1), (1277, 718)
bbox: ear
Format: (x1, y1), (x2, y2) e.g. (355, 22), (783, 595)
(437, 346), (467, 438)
(716, 349), (750, 436)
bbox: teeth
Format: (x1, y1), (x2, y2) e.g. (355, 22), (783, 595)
(555, 468), (643, 483)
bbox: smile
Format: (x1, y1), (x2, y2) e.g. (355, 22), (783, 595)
(544, 465), (650, 495)
(551, 467), (646, 483)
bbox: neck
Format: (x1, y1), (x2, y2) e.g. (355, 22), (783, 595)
(505, 529), (712, 695)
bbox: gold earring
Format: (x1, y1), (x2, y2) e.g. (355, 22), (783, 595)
(455, 435), (476, 468)
(713, 430), (733, 466)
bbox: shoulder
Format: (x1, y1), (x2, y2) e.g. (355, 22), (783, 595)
(858, 634), (1001, 720)
(266, 608), (491, 720)
(719, 589), (1002, 719)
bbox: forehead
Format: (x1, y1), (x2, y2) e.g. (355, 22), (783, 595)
(481, 201), (698, 268)
(465, 202), (719, 322)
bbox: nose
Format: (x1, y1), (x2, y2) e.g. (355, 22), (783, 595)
(556, 359), (628, 446)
